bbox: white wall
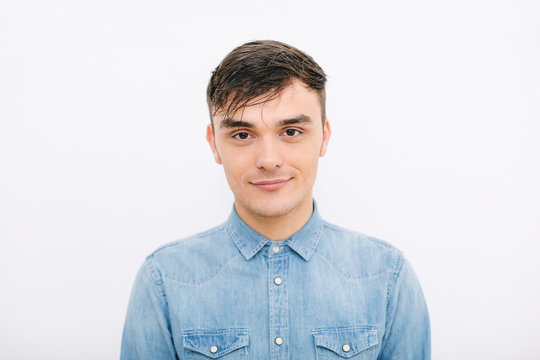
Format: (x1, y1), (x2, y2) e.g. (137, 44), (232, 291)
(1, 1), (539, 359)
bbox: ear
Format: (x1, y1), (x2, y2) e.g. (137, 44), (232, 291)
(206, 123), (222, 164)
(319, 117), (331, 157)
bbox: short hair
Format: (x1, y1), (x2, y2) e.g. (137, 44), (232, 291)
(207, 40), (327, 129)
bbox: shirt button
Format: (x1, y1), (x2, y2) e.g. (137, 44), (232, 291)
(342, 344), (351, 352)
(272, 246), (280, 253)
(275, 337), (283, 345)
(210, 345), (218, 354)
(274, 277), (282, 285)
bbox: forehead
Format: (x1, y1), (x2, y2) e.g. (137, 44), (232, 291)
(213, 80), (322, 128)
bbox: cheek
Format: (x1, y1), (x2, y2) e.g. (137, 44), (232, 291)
(220, 151), (251, 182)
(288, 150), (320, 176)
(288, 140), (321, 163)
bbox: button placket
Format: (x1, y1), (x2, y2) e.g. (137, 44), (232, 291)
(268, 245), (289, 359)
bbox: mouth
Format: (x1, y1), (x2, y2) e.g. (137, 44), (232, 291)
(250, 178), (292, 191)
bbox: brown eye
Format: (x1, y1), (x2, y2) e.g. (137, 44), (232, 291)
(284, 129), (300, 136)
(233, 132), (251, 140)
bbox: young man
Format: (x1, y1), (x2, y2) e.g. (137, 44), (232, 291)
(121, 40), (430, 359)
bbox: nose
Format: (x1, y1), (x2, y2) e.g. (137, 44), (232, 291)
(254, 137), (283, 171)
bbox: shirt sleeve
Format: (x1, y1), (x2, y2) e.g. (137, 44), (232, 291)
(121, 258), (178, 360)
(378, 255), (431, 360)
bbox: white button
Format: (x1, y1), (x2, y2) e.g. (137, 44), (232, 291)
(274, 277), (282, 285)
(275, 337), (283, 345)
(342, 344), (351, 352)
(272, 246), (280, 253)
(210, 345), (218, 354)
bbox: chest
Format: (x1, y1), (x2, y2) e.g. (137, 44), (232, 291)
(163, 253), (389, 359)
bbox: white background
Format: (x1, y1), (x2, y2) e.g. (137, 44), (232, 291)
(1, 0), (539, 359)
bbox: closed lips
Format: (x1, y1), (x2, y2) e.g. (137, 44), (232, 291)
(250, 178), (291, 190)
(251, 179), (290, 185)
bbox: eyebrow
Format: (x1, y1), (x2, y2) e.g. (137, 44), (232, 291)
(279, 114), (312, 126)
(219, 119), (255, 129)
(219, 114), (312, 129)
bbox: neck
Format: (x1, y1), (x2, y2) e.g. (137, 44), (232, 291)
(235, 197), (314, 241)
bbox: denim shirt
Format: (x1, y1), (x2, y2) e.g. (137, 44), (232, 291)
(121, 203), (430, 359)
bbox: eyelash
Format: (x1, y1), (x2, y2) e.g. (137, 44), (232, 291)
(282, 128), (302, 137)
(231, 128), (303, 141)
(232, 132), (252, 140)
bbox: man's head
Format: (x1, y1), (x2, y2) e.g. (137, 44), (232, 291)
(206, 40), (331, 223)
(207, 40), (327, 131)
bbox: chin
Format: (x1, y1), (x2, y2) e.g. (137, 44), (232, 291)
(243, 199), (299, 219)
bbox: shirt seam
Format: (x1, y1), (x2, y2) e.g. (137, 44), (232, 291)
(150, 223), (227, 256)
(145, 256), (171, 313)
(377, 252), (405, 358)
(159, 252), (242, 286)
(315, 252), (390, 280)
(143, 255), (176, 357)
(322, 222), (397, 250)
(386, 252), (404, 307)
(311, 324), (377, 334)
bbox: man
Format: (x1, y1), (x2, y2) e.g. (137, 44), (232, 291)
(121, 40), (430, 359)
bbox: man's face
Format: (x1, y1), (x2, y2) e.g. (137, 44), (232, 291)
(206, 79), (331, 220)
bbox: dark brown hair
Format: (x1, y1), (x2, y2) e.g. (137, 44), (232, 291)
(207, 40), (327, 129)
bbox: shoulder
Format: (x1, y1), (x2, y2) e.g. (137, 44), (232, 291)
(315, 220), (404, 279)
(142, 222), (241, 285)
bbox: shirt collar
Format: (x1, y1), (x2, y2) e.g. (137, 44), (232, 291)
(225, 200), (323, 262)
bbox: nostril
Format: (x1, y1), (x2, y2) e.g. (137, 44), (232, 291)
(255, 146), (283, 170)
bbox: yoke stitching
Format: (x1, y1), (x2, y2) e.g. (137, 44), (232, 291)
(316, 252), (389, 280)
(160, 252), (241, 286)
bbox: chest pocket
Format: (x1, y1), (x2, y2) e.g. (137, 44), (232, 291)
(182, 328), (249, 360)
(312, 325), (378, 360)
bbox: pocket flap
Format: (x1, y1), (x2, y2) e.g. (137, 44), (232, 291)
(183, 328), (249, 358)
(312, 325), (378, 358)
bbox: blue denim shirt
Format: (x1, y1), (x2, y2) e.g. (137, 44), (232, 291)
(121, 202), (430, 359)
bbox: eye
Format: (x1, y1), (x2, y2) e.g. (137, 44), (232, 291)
(232, 132), (252, 140)
(282, 128), (302, 137)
